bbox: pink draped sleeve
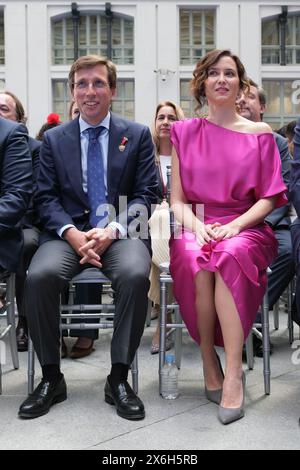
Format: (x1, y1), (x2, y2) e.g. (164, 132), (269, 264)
(255, 133), (288, 208)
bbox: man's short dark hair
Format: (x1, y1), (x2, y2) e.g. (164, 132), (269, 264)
(248, 78), (267, 107)
(0, 90), (27, 124)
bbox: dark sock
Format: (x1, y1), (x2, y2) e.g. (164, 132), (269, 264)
(42, 365), (63, 382)
(110, 363), (129, 384)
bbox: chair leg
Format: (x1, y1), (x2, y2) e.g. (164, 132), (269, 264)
(159, 278), (167, 396)
(131, 353), (138, 394)
(0, 324), (13, 394)
(262, 291), (271, 395)
(28, 335), (35, 395)
(174, 307), (182, 369)
(145, 299), (152, 327)
(287, 281), (294, 345)
(6, 274), (19, 370)
(0, 362), (2, 394)
(273, 301), (279, 330)
(245, 331), (254, 370)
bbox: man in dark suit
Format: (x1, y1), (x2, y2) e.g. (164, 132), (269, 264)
(289, 117), (300, 325)
(237, 80), (294, 355)
(0, 116), (32, 274)
(18, 55), (157, 420)
(0, 91), (41, 351)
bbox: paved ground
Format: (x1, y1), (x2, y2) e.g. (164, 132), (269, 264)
(0, 310), (300, 450)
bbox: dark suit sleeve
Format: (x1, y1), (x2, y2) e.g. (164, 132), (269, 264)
(22, 137), (42, 228)
(0, 123), (32, 234)
(36, 133), (75, 233)
(30, 139), (41, 192)
(265, 133), (292, 227)
(289, 117), (300, 217)
(115, 126), (158, 232)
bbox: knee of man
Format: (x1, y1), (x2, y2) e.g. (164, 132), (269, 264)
(118, 266), (150, 289)
(26, 265), (59, 288)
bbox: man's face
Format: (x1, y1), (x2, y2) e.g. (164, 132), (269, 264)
(72, 65), (116, 125)
(236, 85), (265, 123)
(0, 94), (18, 122)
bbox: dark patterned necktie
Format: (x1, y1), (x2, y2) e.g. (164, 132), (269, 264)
(86, 126), (107, 228)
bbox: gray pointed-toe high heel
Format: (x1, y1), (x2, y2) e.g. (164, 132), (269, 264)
(205, 352), (224, 405)
(218, 372), (245, 425)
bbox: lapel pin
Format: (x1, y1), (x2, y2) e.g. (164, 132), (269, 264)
(119, 136), (128, 152)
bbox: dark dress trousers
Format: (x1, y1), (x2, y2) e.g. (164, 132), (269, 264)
(25, 113), (157, 366)
(0, 117), (32, 273)
(265, 133), (294, 309)
(289, 117), (300, 324)
(16, 136), (41, 318)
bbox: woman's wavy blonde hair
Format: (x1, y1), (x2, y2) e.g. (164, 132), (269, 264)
(152, 101), (185, 163)
(190, 49), (250, 113)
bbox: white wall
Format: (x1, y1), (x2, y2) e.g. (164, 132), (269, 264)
(1, 0), (300, 134)
(27, 2), (49, 134)
(4, 2), (27, 108)
(134, 2), (156, 126)
(240, 3), (261, 83)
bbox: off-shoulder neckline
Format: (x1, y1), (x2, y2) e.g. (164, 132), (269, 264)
(201, 118), (272, 136)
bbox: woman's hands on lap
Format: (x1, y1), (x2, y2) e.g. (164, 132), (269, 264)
(196, 223), (219, 245)
(195, 221), (241, 245)
(212, 223), (241, 241)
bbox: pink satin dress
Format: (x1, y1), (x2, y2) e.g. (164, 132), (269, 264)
(170, 118), (287, 346)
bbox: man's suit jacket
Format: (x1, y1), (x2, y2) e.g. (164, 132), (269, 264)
(290, 117), (300, 218)
(21, 136), (41, 229)
(265, 132), (292, 229)
(289, 118), (300, 253)
(288, 117), (300, 323)
(36, 113), (157, 251)
(0, 117), (32, 271)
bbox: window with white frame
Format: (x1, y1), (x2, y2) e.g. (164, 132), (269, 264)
(111, 16), (134, 65)
(111, 79), (134, 121)
(52, 80), (71, 122)
(180, 79), (208, 118)
(286, 15), (300, 64)
(0, 9), (4, 65)
(180, 9), (216, 65)
(262, 79), (300, 129)
(52, 13), (134, 65)
(262, 12), (300, 65)
(180, 80), (195, 118)
(52, 78), (135, 122)
(261, 18), (279, 65)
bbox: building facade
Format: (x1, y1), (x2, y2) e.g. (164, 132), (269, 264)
(0, 0), (299, 135)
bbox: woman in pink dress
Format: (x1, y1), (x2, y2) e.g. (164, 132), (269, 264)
(170, 49), (287, 424)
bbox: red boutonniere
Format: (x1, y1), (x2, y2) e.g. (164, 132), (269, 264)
(119, 136), (128, 152)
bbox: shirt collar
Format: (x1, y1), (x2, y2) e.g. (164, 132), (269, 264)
(79, 112), (110, 134)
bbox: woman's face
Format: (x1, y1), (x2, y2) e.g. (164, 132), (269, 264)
(204, 56), (240, 107)
(155, 105), (177, 140)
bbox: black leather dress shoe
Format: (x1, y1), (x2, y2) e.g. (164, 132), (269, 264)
(61, 338), (67, 359)
(16, 328), (28, 352)
(69, 339), (94, 359)
(242, 336), (274, 362)
(104, 376), (145, 420)
(253, 335), (274, 358)
(18, 376), (67, 419)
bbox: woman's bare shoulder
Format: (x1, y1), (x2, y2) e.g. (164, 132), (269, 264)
(238, 117), (273, 135)
(250, 121), (273, 135)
